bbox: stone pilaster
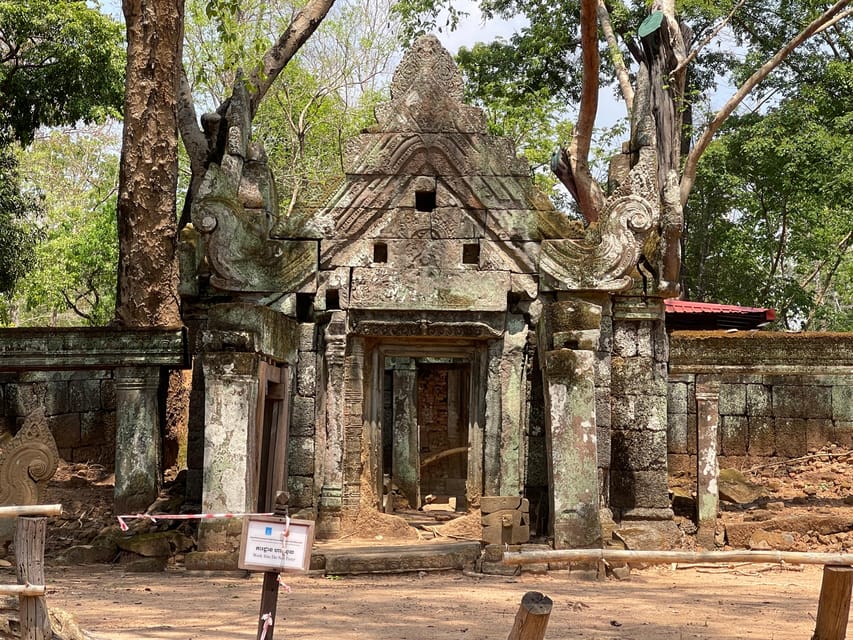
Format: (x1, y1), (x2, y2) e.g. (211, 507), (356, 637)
(392, 359), (418, 508)
(484, 339), (503, 496)
(114, 366), (162, 514)
(538, 298), (602, 549)
(696, 376), (721, 548)
(316, 312), (346, 538)
(498, 314), (529, 496)
(199, 352), (260, 516)
(343, 336), (366, 514)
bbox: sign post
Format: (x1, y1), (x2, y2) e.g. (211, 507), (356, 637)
(239, 494), (315, 640)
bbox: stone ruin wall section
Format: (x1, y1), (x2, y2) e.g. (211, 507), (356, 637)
(667, 332), (853, 475)
(0, 371), (116, 465)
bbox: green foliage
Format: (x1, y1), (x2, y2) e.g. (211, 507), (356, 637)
(9, 127), (120, 326)
(0, 142), (41, 300)
(0, 0), (125, 145)
(184, 0), (401, 210)
(685, 61), (853, 330)
(0, 0), (123, 322)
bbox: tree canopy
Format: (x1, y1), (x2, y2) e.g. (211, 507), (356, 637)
(0, 0), (124, 304)
(0, 0), (125, 145)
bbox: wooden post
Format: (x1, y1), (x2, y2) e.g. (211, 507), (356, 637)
(813, 565), (853, 640)
(256, 493), (289, 640)
(14, 516), (51, 640)
(507, 591), (552, 640)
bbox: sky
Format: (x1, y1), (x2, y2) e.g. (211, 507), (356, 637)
(97, 0), (629, 131)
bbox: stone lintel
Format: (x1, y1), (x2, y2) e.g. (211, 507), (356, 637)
(0, 327), (187, 371)
(349, 267), (509, 312)
(207, 303), (299, 364)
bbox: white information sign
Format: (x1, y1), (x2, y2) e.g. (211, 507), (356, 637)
(238, 516), (315, 572)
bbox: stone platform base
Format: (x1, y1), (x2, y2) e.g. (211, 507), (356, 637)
(311, 541), (481, 575)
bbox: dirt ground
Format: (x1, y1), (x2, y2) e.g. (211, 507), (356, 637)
(14, 563), (832, 639)
(7, 445), (853, 638)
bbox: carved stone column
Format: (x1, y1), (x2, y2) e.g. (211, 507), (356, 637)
(316, 312), (346, 538)
(391, 359), (418, 508)
(114, 366), (162, 514)
(695, 376), (721, 548)
(538, 298), (602, 549)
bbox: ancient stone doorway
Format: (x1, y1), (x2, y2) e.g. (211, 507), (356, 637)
(255, 362), (291, 512)
(372, 344), (486, 515)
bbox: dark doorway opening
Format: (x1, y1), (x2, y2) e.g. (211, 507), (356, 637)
(381, 357), (470, 513)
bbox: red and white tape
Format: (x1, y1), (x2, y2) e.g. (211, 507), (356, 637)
(260, 612), (274, 640)
(116, 511), (275, 531)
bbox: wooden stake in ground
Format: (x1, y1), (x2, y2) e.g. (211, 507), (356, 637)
(256, 493), (290, 640)
(812, 565), (853, 640)
(507, 591), (553, 640)
(14, 516), (51, 640)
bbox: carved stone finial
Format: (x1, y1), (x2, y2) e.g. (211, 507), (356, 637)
(374, 35), (487, 134)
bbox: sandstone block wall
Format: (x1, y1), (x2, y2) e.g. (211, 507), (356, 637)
(0, 370), (116, 464)
(667, 332), (853, 473)
(287, 322), (318, 510)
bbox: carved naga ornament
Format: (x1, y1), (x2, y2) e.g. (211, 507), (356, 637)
(0, 408), (59, 508)
(540, 193), (655, 291)
(189, 83), (314, 294)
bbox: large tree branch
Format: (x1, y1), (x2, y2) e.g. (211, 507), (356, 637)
(680, 0), (853, 205)
(555, 0), (606, 222)
(177, 67), (207, 171)
(598, 0), (634, 112)
(248, 0), (337, 118)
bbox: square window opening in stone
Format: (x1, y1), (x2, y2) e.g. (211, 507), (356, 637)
(296, 293), (314, 323)
(325, 289), (341, 310)
(373, 242), (388, 263)
(462, 243), (480, 265)
(415, 190), (437, 212)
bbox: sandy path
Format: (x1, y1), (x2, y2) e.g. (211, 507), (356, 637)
(33, 563), (833, 640)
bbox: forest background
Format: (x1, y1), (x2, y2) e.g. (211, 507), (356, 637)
(0, 0), (849, 330)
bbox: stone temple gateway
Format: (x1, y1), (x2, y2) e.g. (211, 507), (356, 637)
(180, 36), (678, 560)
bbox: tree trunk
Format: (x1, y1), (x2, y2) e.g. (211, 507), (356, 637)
(116, 0), (184, 328)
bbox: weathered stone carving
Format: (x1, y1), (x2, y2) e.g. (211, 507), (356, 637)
(0, 408), (60, 544)
(540, 194), (655, 291)
(187, 83), (316, 294)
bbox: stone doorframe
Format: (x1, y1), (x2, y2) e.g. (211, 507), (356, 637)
(363, 340), (490, 512)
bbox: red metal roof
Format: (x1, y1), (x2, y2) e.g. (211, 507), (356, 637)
(664, 299), (776, 320)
